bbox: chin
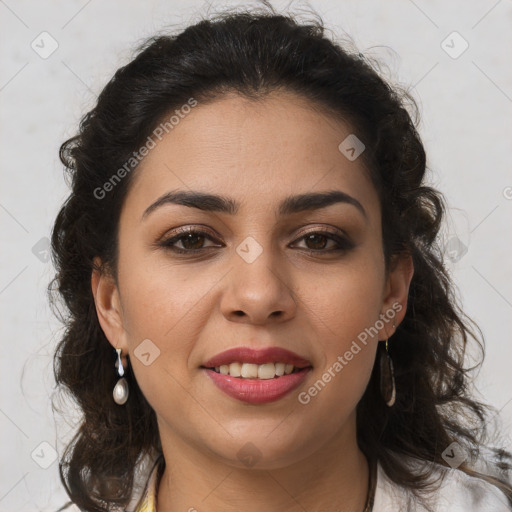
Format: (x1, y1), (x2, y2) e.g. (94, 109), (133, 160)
(206, 433), (320, 471)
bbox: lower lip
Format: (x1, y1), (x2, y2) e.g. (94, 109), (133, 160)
(202, 367), (312, 404)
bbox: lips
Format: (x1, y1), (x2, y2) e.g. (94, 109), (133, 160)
(200, 346), (313, 404)
(203, 367), (311, 404)
(201, 346), (312, 369)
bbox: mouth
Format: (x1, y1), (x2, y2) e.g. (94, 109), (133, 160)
(200, 365), (312, 404)
(200, 361), (309, 379)
(199, 346), (313, 404)
(201, 346), (312, 373)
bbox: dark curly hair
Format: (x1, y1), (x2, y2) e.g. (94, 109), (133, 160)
(50, 4), (512, 511)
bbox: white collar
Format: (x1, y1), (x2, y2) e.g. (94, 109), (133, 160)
(373, 455), (511, 511)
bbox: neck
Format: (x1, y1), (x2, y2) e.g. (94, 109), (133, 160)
(155, 414), (370, 512)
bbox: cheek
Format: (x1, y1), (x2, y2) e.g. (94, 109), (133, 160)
(116, 249), (222, 399)
(117, 262), (210, 416)
(297, 292), (378, 436)
(305, 251), (385, 345)
(117, 239), (215, 341)
(297, 252), (383, 409)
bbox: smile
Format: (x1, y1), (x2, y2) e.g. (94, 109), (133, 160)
(201, 366), (312, 404)
(200, 345), (313, 404)
(207, 361), (302, 379)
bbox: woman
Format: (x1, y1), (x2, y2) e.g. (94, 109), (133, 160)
(50, 5), (512, 512)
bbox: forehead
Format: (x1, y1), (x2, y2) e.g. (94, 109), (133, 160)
(121, 91), (379, 222)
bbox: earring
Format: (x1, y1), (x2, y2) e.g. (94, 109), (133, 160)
(379, 322), (396, 407)
(113, 348), (129, 405)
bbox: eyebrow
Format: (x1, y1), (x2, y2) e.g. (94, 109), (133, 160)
(141, 189), (367, 221)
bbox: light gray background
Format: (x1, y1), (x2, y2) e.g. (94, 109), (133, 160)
(1, 0), (511, 510)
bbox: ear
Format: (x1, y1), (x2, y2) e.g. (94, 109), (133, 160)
(91, 257), (129, 364)
(378, 251), (414, 341)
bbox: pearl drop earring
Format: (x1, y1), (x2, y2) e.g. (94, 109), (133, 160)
(113, 348), (129, 405)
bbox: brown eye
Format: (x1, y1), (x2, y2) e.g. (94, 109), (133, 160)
(178, 232), (207, 250)
(303, 233), (332, 250)
(291, 230), (354, 253)
(159, 229), (222, 254)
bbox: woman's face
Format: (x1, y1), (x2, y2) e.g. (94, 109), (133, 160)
(94, 90), (411, 469)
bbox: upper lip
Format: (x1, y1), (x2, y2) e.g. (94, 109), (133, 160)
(201, 346), (312, 369)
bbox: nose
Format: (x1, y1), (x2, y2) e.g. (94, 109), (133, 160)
(219, 243), (297, 325)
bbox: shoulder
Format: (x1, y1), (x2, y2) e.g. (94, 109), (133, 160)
(435, 465), (511, 511)
(373, 455), (511, 512)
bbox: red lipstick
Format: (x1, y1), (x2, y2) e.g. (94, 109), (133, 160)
(201, 346), (312, 404)
(202, 346), (312, 369)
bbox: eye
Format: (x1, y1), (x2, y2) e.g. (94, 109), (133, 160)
(158, 228), (222, 254)
(157, 227), (354, 255)
(291, 230), (354, 253)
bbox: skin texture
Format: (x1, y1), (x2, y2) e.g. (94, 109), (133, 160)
(92, 91), (414, 512)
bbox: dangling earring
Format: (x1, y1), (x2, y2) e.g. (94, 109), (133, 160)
(379, 322), (396, 407)
(113, 348), (129, 405)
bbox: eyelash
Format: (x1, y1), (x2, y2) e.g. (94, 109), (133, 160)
(157, 227), (354, 255)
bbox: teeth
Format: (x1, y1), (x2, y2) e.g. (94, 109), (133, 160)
(212, 362), (301, 379)
(275, 362), (285, 376)
(241, 363), (259, 378)
(227, 362), (241, 377)
(258, 363), (275, 379)
(275, 363), (286, 377)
